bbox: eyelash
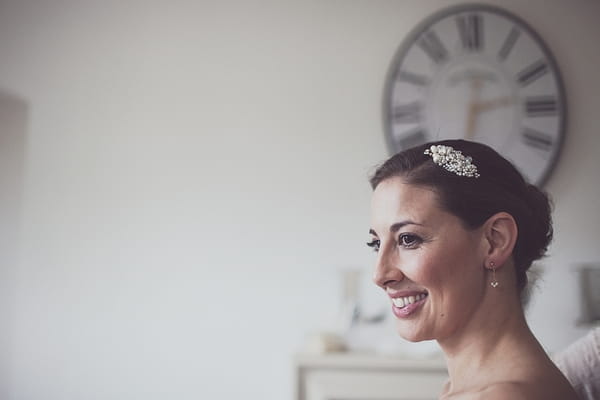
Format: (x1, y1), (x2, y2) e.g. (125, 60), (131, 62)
(366, 239), (380, 252)
(366, 234), (423, 252)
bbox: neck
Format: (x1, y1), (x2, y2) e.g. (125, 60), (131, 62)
(438, 284), (542, 394)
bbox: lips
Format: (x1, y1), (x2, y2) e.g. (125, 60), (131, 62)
(389, 291), (428, 318)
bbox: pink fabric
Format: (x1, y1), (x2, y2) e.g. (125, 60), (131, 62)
(554, 328), (600, 400)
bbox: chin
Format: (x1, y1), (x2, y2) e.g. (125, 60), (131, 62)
(400, 334), (430, 343)
(396, 326), (433, 343)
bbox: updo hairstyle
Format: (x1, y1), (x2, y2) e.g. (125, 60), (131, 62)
(370, 139), (553, 295)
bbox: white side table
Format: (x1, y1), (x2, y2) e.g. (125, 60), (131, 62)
(295, 352), (448, 400)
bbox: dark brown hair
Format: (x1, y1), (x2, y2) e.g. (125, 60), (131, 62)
(370, 139), (553, 294)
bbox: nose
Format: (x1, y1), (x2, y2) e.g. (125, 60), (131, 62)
(372, 247), (404, 289)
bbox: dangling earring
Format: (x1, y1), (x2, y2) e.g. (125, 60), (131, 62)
(490, 261), (499, 288)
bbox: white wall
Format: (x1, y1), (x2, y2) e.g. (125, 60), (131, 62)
(0, 1), (599, 399)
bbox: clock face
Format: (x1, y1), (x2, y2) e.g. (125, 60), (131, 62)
(383, 4), (566, 185)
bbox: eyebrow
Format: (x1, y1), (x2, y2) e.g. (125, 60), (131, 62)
(369, 220), (423, 236)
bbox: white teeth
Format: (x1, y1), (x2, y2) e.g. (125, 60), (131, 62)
(392, 293), (427, 308)
(392, 297), (405, 307)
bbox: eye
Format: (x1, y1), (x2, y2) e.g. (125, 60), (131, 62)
(398, 233), (422, 248)
(366, 239), (380, 252)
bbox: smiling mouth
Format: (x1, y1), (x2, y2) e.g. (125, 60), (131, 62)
(391, 293), (428, 308)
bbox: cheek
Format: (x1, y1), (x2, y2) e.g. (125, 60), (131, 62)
(410, 241), (478, 287)
(404, 251), (445, 284)
(431, 241), (485, 298)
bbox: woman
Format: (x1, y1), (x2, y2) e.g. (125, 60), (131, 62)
(368, 139), (578, 399)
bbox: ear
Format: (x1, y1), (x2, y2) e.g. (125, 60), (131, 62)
(482, 212), (518, 269)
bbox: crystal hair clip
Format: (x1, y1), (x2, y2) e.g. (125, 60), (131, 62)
(424, 145), (480, 178)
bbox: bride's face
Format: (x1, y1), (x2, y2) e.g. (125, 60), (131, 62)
(369, 177), (487, 342)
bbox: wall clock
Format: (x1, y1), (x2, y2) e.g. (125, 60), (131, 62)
(383, 3), (566, 186)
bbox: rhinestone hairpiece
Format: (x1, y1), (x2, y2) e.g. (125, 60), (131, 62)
(424, 145), (480, 178)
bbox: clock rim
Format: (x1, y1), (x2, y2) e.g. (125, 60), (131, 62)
(381, 2), (567, 187)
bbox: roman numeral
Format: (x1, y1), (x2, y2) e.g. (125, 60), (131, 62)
(418, 31), (449, 64)
(457, 14), (482, 51)
(498, 27), (520, 61)
(395, 128), (427, 151)
(522, 128), (553, 152)
(392, 102), (422, 124)
(517, 60), (549, 87)
(398, 70), (429, 86)
(525, 96), (558, 117)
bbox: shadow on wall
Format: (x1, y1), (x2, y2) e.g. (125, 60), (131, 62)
(0, 90), (28, 398)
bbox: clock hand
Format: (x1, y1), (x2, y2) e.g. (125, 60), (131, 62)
(465, 102), (478, 140)
(465, 78), (483, 140)
(473, 96), (514, 113)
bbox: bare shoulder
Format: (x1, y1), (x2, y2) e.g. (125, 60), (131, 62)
(442, 379), (578, 400)
(477, 380), (578, 400)
(440, 382), (530, 400)
(477, 382), (534, 399)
